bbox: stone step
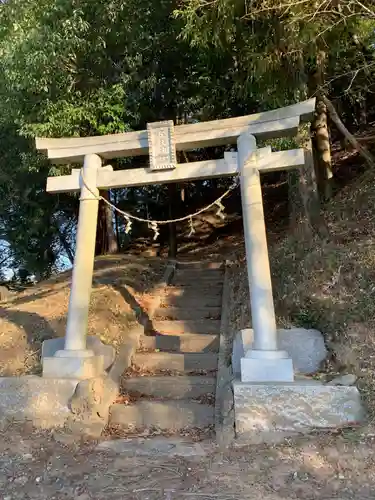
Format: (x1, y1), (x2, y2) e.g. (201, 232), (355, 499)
(176, 261), (223, 270)
(154, 306), (221, 320)
(132, 352), (218, 372)
(161, 296), (222, 308)
(163, 286), (223, 297)
(176, 266), (223, 273)
(139, 333), (219, 352)
(122, 376), (216, 399)
(171, 279), (224, 288)
(109, 400), (214, 430)
(153, 319), (221, 335)
(173, 270), (224, 282)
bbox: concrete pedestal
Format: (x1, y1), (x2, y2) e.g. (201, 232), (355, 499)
(233, 380), (365, 444)
(233, 328), (327, 377)
(241, 351), (294, 382)
(43, 353), (104, 380)
(42, 336), (115, 371)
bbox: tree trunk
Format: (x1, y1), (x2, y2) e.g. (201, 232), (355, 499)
(95, 199), (106, 255)
(288, 169), (305, 231)
(157, 223), (169, 257)
(168, 184), (178, 258)
(289, 127), (328, 238)
(290, 40), (313, 232)
(311, 97), (333, 200)
(288, 50), (325, 236)
(322, 95), (375, 168)
(103, 191), (118, 254)
(359, 97), (367, 126)
(115, 209), (121, 251)
(306, 51), (333, 200)
(113, 190), (121, 251)
(95, 190), (118, 255)
(301, 142), (328, 238)
(57, 228), (74, 265)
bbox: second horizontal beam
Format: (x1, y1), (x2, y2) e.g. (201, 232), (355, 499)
(46, 149), (305, 193)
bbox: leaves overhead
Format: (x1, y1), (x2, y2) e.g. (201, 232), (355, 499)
(0, 0), (374, 277)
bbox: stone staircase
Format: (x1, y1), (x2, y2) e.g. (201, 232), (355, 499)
(109, 261), (223, 433)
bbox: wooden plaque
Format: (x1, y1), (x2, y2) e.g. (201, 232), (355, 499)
(147, 120), (177, 171)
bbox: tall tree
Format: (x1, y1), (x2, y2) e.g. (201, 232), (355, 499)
(175, 0), (375, 229)
(0, 0), (219, 261)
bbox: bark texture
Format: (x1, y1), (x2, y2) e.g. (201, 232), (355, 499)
(96, 190), (118, 255)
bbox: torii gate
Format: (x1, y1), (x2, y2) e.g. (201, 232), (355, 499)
(36, 98), (316, 382)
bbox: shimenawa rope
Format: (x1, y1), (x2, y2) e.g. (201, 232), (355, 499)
(79, 168), (238, 240)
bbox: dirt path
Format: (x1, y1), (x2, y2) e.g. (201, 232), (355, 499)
(1, 425), (375, 499)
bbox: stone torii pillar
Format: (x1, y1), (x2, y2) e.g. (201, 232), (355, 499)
(237, 130), (294, 382)
(43, 154), (105, 379)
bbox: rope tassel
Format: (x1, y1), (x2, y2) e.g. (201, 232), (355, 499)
(150, 221), (159, 240)
(188, 216), (195, 237)
(215, 200), (226, 220)
(125, 217), (132, 234)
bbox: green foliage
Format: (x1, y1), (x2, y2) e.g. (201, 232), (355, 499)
(175, 0), (375, 110)
(0, 0), (374, 278)
(0, 125), (75, 278)
(0, 0), (214, 276)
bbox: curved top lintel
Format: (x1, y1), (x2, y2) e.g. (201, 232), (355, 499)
(36, 98), (315, 164)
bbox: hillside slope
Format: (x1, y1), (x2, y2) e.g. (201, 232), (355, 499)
(0, 256), (164, 376)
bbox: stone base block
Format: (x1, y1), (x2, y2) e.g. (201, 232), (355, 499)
(232, 328), (327, 376)
(43, 354), (104, 380)
(70, 375), (119, 418)
(233, 380), (365, 444)
(241, 355), (294, 382)
(42, 336), (115, 370)
(0, 376), (78, 428)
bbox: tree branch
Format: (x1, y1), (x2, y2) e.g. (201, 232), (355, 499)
(354, 0), (375, 17)
(322, 95), (375, 169)
(321, 62), (375, 89)
(0, 254), (11, 268)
